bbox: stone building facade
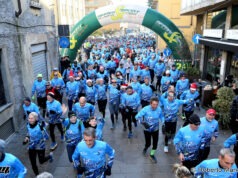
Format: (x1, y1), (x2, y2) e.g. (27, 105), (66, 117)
(0, 0), (58, 139)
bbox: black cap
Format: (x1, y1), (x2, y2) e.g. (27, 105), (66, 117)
(68, 111), (76, 118)
(189, 114), (200, 125)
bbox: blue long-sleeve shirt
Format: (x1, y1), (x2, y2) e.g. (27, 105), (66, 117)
(176, 79), (190, 96)
(95, 84), (107, 101)
(161, 76), (173, 92)
(85, 86), (98, 103)
(173, 125), (206, 161)
(200, 117), (219, 147)
(195, 159), (237, 178)
(62, 118), (84, 146)
(154, 62), (165, 77)
(160, 98), (188, 122)
(72, 103), (95, 122)
(116, 67), (126, 76)
(66, 81), (79, 100)
(224, 134), (237, 148)
(140, 69), (151, 81)
(46, 99), (62, 124)
(135, 105), (164, 132)
(26, 122), (47, 150)
(0, 153), (27, 178)
(23, 102), (40, 117)
(121, 92), (140, 110)
(72, 140), (115, 178)
(31, 79), (46, 98)
(130, 82), (142, 95)
(180, 90), (199, 112)
(51, 78), (65, 94)
(140, 83), (153, 102)
(108, 85), (120, 104)
(129, 68), (141, 79)
(170, 69), (180, 82)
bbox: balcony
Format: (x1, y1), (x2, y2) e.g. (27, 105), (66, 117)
(180, 0), (227, 15)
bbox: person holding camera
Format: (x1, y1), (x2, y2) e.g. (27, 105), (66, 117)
(135, 97), (164, 163)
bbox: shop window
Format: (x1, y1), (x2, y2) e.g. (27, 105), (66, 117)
(0, 50), (7, 107)
(231, 5), (238, 29)
(206, 47), (221, 82)
(207, 10), (226, 29)
(230, 53), (238, 79)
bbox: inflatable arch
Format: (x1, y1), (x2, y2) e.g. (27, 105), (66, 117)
(61, 4), (191, 61)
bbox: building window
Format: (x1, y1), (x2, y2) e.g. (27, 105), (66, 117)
(0, 50), (7, 106)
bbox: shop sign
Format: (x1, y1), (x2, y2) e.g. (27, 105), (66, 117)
(226, 30), (238, 40)
(203, 29), (223, 38)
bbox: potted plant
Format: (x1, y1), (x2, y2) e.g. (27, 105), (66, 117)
(184, 66), (201, 83)
(212, 86), (235, 129)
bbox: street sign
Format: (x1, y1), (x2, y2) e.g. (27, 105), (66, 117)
(163, 48), (172, 57)
(59, 37), (70, 48)
(192, 34), (202, 44)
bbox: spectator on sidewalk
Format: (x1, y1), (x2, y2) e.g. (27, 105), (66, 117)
(72, 128), (115, 178)
(0, 139), (27, 178)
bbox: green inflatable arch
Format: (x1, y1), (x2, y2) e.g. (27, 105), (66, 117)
(61, 4), (191, 61)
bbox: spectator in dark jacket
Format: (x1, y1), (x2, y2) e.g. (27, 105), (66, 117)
(230, 95), (238, 134)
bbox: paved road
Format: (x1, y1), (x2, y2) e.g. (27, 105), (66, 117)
(6, 105), (232, 178)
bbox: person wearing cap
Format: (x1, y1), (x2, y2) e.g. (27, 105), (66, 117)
(50, 71), (65, 103)
(170, 64), (180, 86)
(154, 59), (166, 91)
(108, 78), (121, 129)
(23, 97), (40, 120)
(174, 114), (206, 171)
(161, 70), (174, 93)
(195, 148), (237, 178)
(66, 71), (79, 111)
(135, 97), (164, 163)
(85, 116), (105, 141)
(46, 92), (64, 150)
(95, 78), (107, 118)
(61, 111), (84, 163)
(49, 67), (62, 80)
(200, 108), (219, 161)
(72, 96), (95, 127)
(23, 112), (53, 175)
(121, 86), (141, 138)
(31, 73), (47, 117)
(140, 76), (155, 108)
(72, 128), (115, 178)
(85, 79), (97, 105)
(175, 73), (190, 99)
(160, 91), (191, 153)
(0, 139), (27, 177)
(75, 72), (86, 99)
(180, 83), (200, 127)
(159, 85), (176, 102)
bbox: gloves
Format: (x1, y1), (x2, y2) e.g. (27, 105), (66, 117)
(77, 166), (85, 175)
(105, 166), (111, 176)
(141, 121), (150, 129)
(49, 110), (57, 115)
(22, 141), (28, 145)
(31, 96), (35, 100)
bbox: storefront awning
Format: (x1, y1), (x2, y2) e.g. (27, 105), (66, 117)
(199, 37), (238, 52)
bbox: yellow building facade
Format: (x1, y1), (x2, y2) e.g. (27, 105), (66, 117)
(157, 0), (196, 53)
